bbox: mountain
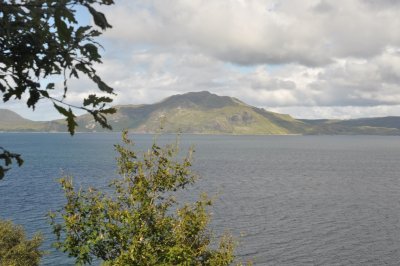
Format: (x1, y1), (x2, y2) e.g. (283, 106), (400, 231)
(0, 109), (64, 132)
(0, 109), (45, 131)
(74, 91), (308, 134)
(300, 117), (400, 135)
(331, 116), (400, 129)
(1, 91), (400, 135)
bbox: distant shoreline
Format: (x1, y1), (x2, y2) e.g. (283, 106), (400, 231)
(0, 131), (302, 136)
(2, 131), (400, 137)
(2, 92), (400, 136)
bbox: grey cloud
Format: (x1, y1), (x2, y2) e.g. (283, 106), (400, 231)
(362, 0), (400, 9)
(49, 1), (394, 120)
(250, 77), (296, 91)
(307, 52), (400, 106)
(270, 105), (400, 119)
(102, 0), (400, 67)
(93, 47), (400, 111)
(313, 0), (335, 14)
(10, 0), (400, 121)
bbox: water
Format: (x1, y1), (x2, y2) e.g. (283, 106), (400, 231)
(1, 133), (400, 265)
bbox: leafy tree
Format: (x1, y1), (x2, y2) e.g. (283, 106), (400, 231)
(49, 131), (238, 265)
(0, 0), (116, 179)
(0, 219), (43, 266)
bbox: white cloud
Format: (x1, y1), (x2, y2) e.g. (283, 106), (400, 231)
(8, 0), (400, 120)
(102, 0), (400, 66)
(270, 105), (400, 119)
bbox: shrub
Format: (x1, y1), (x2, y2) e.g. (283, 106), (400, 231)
(0, 219), (43, 266)
(50, 131), (237, 265)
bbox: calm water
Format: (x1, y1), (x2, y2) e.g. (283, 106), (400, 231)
(1, 133), (400, 265)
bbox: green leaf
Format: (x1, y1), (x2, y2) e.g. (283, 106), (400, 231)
(0, 167), (5, 180)
(53, 103), (77, 135)
(70, 68), (79, 79)
(89, 29), (102, 37)
(75, 63), (90, 74)
(0, 148), (23, 180)
(3, 90), (14, 102)
(40, 90), (49, 98)
(92, 75), (114, 94)
(83, 94), (96, 106)
(46, 83), (55, 90)
(83, 94), (112, 107)
(55, 16), (71, 43)
(85, 5), (112, 30)
(53, 103), (69, 117)
(15, 155), (24, 167)
(83, 44), (100, 61)
(92, 112), (112, 130)
(27, 89), (41, 109)
(66, 108), (78, 135)
(61, 8), (77, 24)
(100, 107), (116, 115)
(75, 26), (91, 39)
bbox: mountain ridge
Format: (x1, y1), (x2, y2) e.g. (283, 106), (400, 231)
(1, 91), (400, 135)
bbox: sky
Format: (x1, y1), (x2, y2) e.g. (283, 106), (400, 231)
(4, 0), (400, 120)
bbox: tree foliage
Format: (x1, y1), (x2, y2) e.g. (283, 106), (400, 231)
(0, 147), (23, 180)
(49, 131), (237, 265)
(0, 0), (116, 178)
(0, 219), (43, 266)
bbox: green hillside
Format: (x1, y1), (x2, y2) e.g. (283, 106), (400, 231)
(72, 91), (307, 134)
(300, 117), (400, 135)
(0, 109), (46, 131)
(1, 92), (400, 135)
(0, 109), (66, 132)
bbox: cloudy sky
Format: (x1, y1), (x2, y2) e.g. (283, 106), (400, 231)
(6, 0), (400, 120)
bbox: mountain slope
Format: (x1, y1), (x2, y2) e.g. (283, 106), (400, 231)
(75, 91), (306, 134)
(300, 117), (400, 135)
(0, 109), (68, 132)
(335, 116), (400, 129)
(0, 109), (46, 131)
(1, 92), (400, 135)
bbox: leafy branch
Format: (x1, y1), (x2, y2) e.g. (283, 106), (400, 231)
(0, 147), (23, 180)
(0, 0), (115, 179)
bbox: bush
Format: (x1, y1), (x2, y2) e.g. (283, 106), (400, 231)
(0, 219), (43, 266)
(50, 131), (237, 265)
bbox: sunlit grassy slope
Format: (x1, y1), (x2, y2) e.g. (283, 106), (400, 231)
(73, 91), (307, 134)
(0, 109), (47, 131)
(1, 92), (400, 135)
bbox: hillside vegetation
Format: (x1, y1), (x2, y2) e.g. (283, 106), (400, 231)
(1, 92), (400, 135)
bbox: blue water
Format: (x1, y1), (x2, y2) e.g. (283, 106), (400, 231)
(1, 133), (400, 265)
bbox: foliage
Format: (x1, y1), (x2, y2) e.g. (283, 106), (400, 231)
(0, 147), (23, 180)
(0, 219), (43, 266)
(0, 0), (116, 178)
(49, 131), (237, 265)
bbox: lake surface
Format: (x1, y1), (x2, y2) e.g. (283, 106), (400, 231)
(1, 133), (400, 265)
